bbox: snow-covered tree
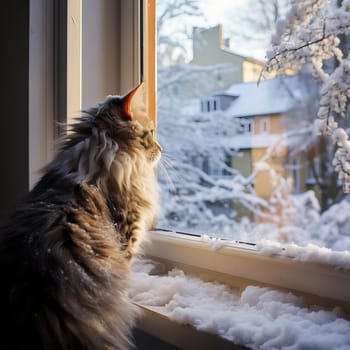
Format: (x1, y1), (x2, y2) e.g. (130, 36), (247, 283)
(156, 69), (266, 234)
(156, 66), (315, 236)
(282, 72), (344, 211)
(263, 0), (350, 192)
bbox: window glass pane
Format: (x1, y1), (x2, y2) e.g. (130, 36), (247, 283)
(156, 0), (350, 253)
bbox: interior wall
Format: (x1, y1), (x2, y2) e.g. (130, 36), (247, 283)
(0, 1), (30, 221)
(0, 0), (138, 221)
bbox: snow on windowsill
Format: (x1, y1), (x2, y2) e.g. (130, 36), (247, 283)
(129, 259), (350, 350)
(200, 234), (350, 271)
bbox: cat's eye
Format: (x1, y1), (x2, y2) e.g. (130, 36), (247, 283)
(150, 129), (155, 137)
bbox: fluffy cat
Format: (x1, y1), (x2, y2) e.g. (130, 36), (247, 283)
(0, 83), (161, 350)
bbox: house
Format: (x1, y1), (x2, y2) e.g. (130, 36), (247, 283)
(201, 75), (315, 200)
(191, 25), (265, 89)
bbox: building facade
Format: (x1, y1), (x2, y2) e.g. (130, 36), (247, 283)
(191, 25), (264, 89)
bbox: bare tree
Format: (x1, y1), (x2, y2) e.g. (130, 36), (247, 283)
(157, 0), (202, 67)
(227, 0), (292, 58)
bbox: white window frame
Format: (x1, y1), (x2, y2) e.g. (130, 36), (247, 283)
(146, 230), (350, 308)
(29, 1), (350, 348)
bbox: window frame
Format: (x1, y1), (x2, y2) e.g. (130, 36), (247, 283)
(146, 230), (350, 311)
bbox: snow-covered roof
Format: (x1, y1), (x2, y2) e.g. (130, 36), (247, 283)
(216, 75), (310, 118)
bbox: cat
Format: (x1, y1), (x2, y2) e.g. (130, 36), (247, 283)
(0, 83), (161, 350)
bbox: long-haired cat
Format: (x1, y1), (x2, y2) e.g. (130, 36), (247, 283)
(0, 83), (161, 350)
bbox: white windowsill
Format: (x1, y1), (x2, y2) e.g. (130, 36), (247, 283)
(144, 230), (350, 313)
(132, 230), (350, 349)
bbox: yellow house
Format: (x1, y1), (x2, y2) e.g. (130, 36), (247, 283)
(202, 75), (311, 202)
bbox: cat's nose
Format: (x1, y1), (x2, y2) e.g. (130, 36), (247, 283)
(156, 143), (163, 153)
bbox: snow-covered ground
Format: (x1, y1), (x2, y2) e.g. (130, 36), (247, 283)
(130, 260), (350, 350)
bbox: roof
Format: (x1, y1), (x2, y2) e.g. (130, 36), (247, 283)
(192, 25), (264, 66)
(217, 75), (311, 118)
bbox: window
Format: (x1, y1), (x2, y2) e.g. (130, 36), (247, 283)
(238, 117), (254, 134)
(156, 1), (350, 257)
(9, 1), (348, 348)
(259, 117), (270, 133)
(201, 97), (221, 112)
(202, 156), (232, 179)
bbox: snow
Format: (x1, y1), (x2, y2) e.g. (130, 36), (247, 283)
(221, 75), (308, 118)
(256, 240), (350, 270)
(130, 259), (350, 350)
(199, 229), (350, 270)
(227, 134), (283, 149)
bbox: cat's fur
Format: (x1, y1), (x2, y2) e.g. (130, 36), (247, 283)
(0, 84), (161, 350)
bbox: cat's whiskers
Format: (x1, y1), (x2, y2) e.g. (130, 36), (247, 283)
(159, 155), (176, 173)
(158, 161), (176, 194)
(160, 153), (189, 184)
(159, 153), (176, 193)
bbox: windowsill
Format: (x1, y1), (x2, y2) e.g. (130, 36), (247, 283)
(144, 230), (350, 313)
(130, 230), (350, 349)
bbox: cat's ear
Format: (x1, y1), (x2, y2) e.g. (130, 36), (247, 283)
(121, 83), (144, 120)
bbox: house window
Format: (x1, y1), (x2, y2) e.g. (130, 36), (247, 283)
(202, 156), (232, 179)
(259, 117), (270, 133)
(238, 117), (254, 134)
(201, 97), (221, 112)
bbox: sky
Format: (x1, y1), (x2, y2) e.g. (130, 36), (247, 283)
(194, 0), (269, 59)
(198, 0), (247, 27)
(160, 0), (270, 61)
